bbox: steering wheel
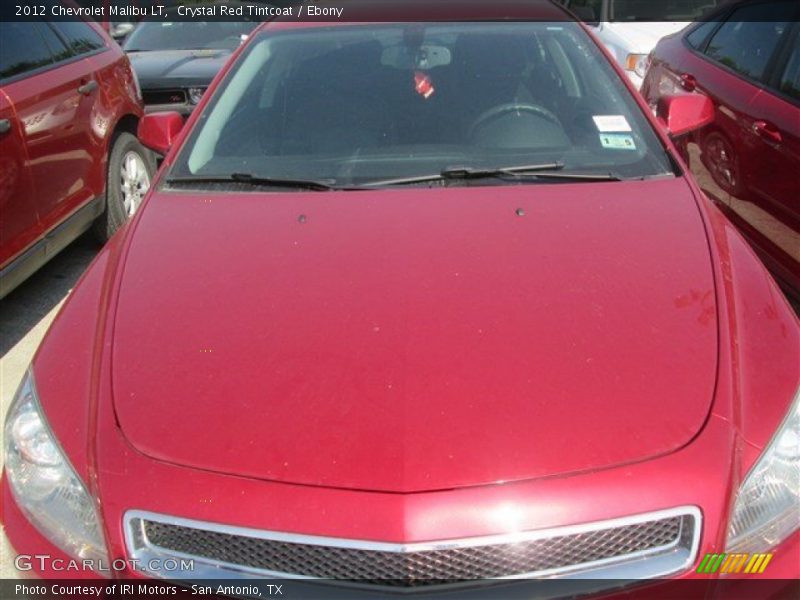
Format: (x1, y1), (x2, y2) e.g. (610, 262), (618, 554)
(469, 103), (561, 140)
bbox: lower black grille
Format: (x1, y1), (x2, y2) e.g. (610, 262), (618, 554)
(139, 514), (688, 586)
(142, 89), (186, 105)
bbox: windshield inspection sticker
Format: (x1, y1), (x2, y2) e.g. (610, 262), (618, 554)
(599, 133), (636, 150)
(593, 115), (632, 132)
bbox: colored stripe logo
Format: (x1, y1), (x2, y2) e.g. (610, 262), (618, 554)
(697, 553), (773, 574)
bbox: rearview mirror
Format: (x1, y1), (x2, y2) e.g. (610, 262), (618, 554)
(381, 44), (452, 70)
(656, 93), (714, 138)
(137, 112), (184, 156)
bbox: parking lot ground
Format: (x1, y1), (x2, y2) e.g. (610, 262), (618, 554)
(0, 233), (100, 577)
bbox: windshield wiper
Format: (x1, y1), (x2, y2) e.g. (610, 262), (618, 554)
(359, 162), (563, 187)
(508, 171), (624, 181)
(166, 173), (337, 191)
(360, 162), (623, 187)
(442, 165), (623, 181)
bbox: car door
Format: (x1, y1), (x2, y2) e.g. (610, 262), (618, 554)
(1, 21), (102, 235)
(0, 22), (67, 273)
(0, 87), (37, 270)
(49, 21), (116, 204)
(742, 27), (800, 289)
(696, 4), (794, 190)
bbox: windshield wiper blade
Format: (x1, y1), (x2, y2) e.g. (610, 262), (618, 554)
(515, 171), (624, 181)
(361, 162), (564, 188)
(360, 161), (623, 188)
(441, 161), (566, 179)
(361, 162), (565, 187)
(166, 173), (336, 191)
(442, 164), (624, 182)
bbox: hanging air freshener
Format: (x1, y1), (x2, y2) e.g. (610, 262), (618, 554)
(414, 71), (435, 99)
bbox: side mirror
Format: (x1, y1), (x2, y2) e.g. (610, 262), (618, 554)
(137, 112), (184, 155)
(656, 93), (714, 138)
(111, 22), (134, 40)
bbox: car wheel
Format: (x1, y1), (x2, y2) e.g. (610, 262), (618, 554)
(94, 132), (156, 241)
(701, 132), (744, 197)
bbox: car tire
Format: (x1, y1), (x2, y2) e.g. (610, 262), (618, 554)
(700, 131), (745, 198)
(94, 132), (156, 242)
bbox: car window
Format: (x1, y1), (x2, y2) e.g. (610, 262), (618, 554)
(124, 21), (258, 52)
(703, 2), (795, 81)
(171, 22), (674, 186)
(777, 34), (800, 101)
(685, 20), (718, 50)
(610, 0), (721, 21)
(566, 0), (604, 21)
(51, 21), (105, 55)
(0, 22), (71, 81)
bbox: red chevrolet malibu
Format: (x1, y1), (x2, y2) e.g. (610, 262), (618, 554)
(4, 2), (799, 596)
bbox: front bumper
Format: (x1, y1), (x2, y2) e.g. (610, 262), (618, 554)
(3, 412), (798, 596)
(5, 480), (798, 599)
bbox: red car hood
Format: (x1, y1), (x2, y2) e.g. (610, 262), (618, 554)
(112, 178), (717, 492)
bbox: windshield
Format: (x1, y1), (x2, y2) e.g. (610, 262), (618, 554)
(610, 0), (721, 21)
(171, 22), (674, 187)
(124, 21), (257, 52)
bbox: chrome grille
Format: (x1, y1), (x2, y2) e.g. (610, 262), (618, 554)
(125, 507), (700, 587)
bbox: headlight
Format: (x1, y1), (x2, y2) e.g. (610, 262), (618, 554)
(4, 369), (109, 567)
(727, 390), (800, 553)
(625, 53), (650, 79)
(187, 87), (206, 105)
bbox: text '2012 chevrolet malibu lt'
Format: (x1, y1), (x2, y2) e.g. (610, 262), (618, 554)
(3, 1), (799, 597)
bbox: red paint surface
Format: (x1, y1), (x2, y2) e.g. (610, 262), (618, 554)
(0, 22), (143, 269)
(3, 11), (798, 586)
(112, 179), (718, 492)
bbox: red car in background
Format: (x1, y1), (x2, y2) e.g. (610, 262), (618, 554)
(0, 19), (154, 299)
(3, 1), (799, 596)
(642, 0), (800, 300)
